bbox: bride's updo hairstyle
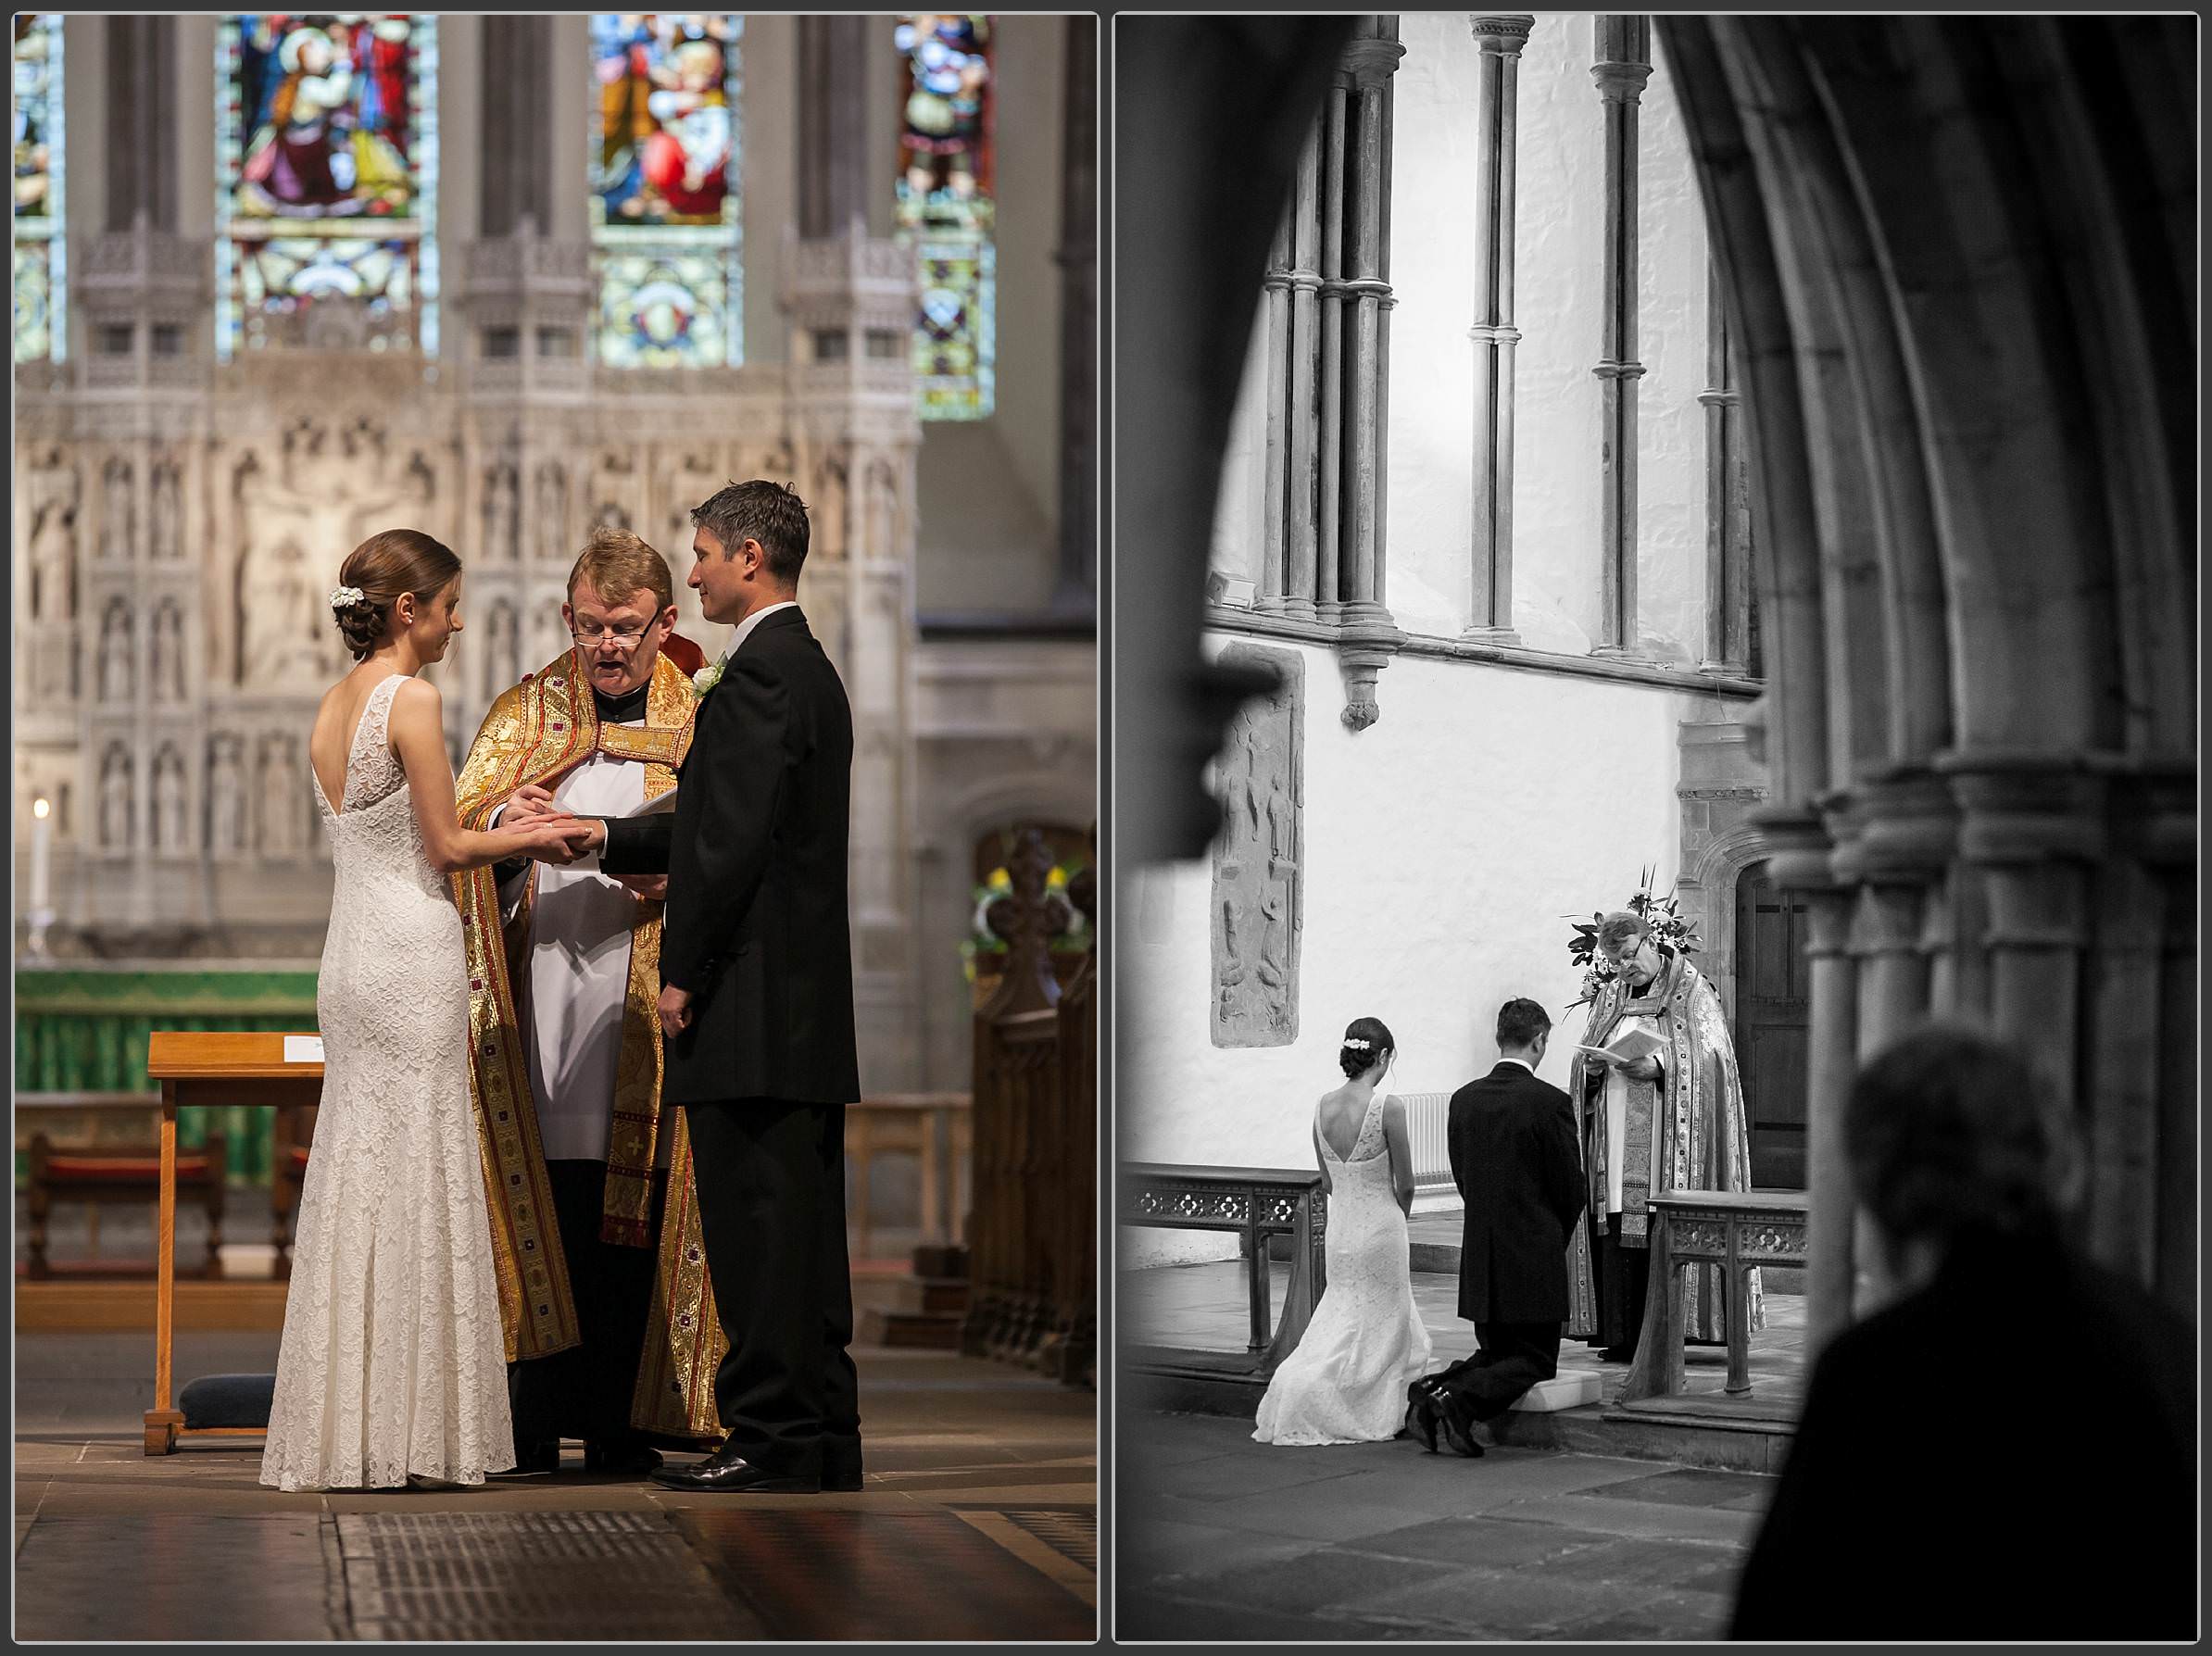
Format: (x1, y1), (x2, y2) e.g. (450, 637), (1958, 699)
(1339, 1016), (1395, 1080)
(332, 529), (462, 660)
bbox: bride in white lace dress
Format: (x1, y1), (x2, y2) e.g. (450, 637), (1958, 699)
(1254, 1017), (1435, 1446)
(262, 531), (589, 1492)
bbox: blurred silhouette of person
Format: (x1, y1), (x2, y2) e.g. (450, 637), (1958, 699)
(1731, 1024), (2193, 1640)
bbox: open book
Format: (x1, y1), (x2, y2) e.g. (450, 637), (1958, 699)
(1575, 1017), (1664, 1066)
(622, 786), (679, 819)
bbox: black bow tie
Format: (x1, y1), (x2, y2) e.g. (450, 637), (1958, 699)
(593, 683), (649, 724)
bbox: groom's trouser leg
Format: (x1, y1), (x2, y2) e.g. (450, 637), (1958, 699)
(685, 1099), (853, 1478)
(814, 1101), (862, 1475)
(1440, 1321), (1562, 1423)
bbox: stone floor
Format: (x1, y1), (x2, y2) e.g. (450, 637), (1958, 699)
(1114, 1409), (1773, 1640)
(16, 1327), (1095, 1641)
(1122, 1252), (1809, 1414)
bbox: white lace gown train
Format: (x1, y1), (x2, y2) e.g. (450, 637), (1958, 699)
(260, 672), (514, 1491)
(1253, 1090), (1434, 1446)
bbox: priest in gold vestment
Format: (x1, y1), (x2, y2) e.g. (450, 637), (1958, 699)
(1565, 908), (1764, 1360)
(453, 527), (726, 1474)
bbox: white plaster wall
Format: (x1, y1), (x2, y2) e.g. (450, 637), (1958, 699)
(1120, 633), (1711, 1264)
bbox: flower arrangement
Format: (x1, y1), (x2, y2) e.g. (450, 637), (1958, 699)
(960, 859), (1093, 984)
(1565, 864), (1701, 1010)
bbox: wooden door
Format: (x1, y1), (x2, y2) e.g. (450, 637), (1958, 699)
(1734, 861), (1808, 1189)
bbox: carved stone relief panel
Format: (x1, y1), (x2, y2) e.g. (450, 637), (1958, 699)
(484, 597), (522, 697)
(810, 442), (850, 563)
(862, 455), (905, 565)
(151, 599), (187, 704)
(225, 417), (437, 691)
(525, 579), (572, 672)
(1211, 643), (1303, 1048)
(590, 447), (641, 533)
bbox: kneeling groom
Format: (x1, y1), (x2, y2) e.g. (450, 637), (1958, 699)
(1410, 997), (1586, 1457)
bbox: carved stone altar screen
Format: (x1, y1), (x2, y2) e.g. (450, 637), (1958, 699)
(1210, 643), (1303, 1047)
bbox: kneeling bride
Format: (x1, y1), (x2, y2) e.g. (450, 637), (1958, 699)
(1252, 1017), (1433, 1445)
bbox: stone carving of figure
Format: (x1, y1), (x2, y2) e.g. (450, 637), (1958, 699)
(207, 736), (246, 855)
(154, 749), (188, 854)
(534, 460), (565, 553)
(484, 599), (519, 694)
(29, 456), (79, 623)
(102, 456), (134, 563)
(257, 734), (305, 857)
(99, 749), (133, 851)
(150, 458), (182, 561)
(483, 461), (519, 563)
(100, 600), (135, 703)
(865, 458), (901, 563)
(813, 448), (848, 562)
(151, 601), (187, 704)
(236, 442), (405, 687)
(241, 536), (331, 689)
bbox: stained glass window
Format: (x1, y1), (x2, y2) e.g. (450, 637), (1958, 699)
(215, 15), (439, 358)
(589, 14), (742, 369)
(895, 14), (995, 420)
(13, 14), (67, 364)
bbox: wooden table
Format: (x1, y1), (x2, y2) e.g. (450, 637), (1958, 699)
(1620, 1188), (1809, 1403)
(845, 1092), (972, 1259)
(1120, 1162), (1326, 1374)
(141, 1030), (324, 1453)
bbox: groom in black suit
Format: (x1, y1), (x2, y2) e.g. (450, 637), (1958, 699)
(585, 480), (862, 1494)
(1408, 997), (1586, 1457)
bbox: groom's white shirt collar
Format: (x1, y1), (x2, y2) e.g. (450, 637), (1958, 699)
(725, 598), (799, 659)
(1497, 1056), (1536, 1073)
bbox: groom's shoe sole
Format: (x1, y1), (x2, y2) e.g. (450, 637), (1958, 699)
(1437, 1404), (1486, 1458)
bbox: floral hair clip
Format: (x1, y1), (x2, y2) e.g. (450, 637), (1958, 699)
(1344, 1036), (1372, 1051)
(329, 585), (366, 610)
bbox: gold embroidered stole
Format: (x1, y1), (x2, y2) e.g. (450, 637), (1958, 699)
(451, 651), (726, 1433)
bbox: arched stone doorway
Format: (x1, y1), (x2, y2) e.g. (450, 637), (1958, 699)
(1734, 859), (1808, 1190)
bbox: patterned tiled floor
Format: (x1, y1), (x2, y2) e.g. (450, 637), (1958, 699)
(16, 1329), (1097, 1641)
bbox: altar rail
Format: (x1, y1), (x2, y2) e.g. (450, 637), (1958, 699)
(959, 828), (1097, 1386)
(1120, 1162), (1327, 1376)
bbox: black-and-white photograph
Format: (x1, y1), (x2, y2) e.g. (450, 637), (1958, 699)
(1112, 12), (2196, 1642)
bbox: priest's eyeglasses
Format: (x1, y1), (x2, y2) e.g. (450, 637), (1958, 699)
(571, 622), (652, 650)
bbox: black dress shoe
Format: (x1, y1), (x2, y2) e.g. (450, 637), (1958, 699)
(1404, 1384), (1441, 1454)
(584, 1440), (664, 1476)
(1437, 1400), (1486, 1459)
(651, 1440), (819, 1494)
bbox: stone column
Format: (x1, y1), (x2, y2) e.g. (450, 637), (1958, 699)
(798, 16), (871, 240)
(1837, 769), (1954, 1054)
(1699, 259), (1753, 674)
(1758, 807), (1856, 1361)
(1315, 64), (1351, 623)
(1052, 17), (1097, 613)
(1335, 19), (1407, 729)
(1284, 123), (1323, 621)
(1464, 16), (1533, 646)
(479, 17), (554, 238)
(1258, 209), (1292, 612)
(104, 17), (176, 233)
(1590, 16), (1652, 659)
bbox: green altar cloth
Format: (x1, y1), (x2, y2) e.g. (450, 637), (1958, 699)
(14, 968), (320, 1184)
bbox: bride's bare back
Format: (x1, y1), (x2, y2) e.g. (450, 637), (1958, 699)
(309, 664), (403, 813)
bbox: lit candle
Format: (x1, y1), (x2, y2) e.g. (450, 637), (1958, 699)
(29, 796), (52, 921)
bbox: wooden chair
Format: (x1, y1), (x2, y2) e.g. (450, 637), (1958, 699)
(270, 1102), (320, 1278)
(26, 1129), (227, 1279)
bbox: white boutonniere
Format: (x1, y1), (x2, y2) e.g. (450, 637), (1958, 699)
(691, 654), (729, 698)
